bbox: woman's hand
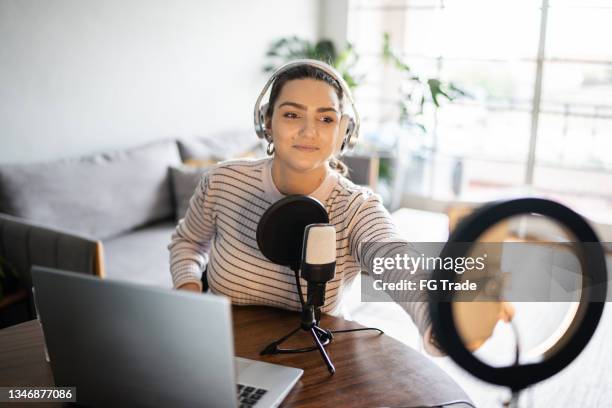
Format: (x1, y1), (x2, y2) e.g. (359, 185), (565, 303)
(464, 301), (515, 351)
(499, 301), (515, 323)
(424, 301), (516, 356)
(177, 282), (201, 293)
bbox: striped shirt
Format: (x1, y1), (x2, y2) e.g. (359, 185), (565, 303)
(168, 157), (431, 336)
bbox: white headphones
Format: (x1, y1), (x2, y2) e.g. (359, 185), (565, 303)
(253, 59), (360, 154)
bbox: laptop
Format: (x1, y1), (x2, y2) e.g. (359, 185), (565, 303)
(31, 266), (303, 408)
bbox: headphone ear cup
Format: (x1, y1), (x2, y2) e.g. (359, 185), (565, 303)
(257, 103), (271, 141)
(338, 115), (349, 154)
(338, 115), (355, 154)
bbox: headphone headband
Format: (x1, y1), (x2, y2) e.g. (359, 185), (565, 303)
(253, 59), (360, 153)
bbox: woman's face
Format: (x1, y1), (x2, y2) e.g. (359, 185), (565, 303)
(267, 78), (344, 174)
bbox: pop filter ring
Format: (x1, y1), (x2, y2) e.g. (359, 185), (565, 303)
(256, 195), (329, 267)
(429, 197), (607, 391)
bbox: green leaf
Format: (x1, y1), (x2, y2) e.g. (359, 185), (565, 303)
(382, 32), (394, 61)
(413, 122), (427, 133)
(335, 46), (352, 69)
(263, 36), (362, 90)
(343, 73), (357, 89)
(381, 32), (411, 72)
(314, 39), (337, 64)
(427, 78), (452, 107)
(271, 38), (287, 48)
(418, 93), (426, 114)
(448, 82), (472, 99)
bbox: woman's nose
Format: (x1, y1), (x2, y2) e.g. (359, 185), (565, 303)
(300, 117), (317, 138)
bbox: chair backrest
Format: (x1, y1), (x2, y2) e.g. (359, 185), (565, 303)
(0, 213), (104, 327)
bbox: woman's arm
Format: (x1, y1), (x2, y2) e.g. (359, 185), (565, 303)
(347, 191), (514, 355)
(346, 192), (434, 338)
(167, 172), (216, 292)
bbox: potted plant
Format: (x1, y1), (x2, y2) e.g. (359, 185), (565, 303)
(380, 32), (470, 203)
(263, 36), (361, 90)
(381, 32), (468, 132)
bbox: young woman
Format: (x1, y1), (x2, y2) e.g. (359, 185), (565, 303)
(167, 61), (511, 355)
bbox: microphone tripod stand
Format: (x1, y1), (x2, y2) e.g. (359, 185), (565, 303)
(260, 265), (384, 374)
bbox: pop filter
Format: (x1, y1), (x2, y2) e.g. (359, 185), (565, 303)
(256, 195), (329, 268)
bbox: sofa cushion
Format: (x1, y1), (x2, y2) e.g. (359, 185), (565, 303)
(177, 129), (264, 162)
(169, 164), (212, 222)
(102, 220), (177, 288)
(0, 140), (181, 240)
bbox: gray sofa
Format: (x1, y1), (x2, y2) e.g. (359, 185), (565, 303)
(0, 133), (263, 328)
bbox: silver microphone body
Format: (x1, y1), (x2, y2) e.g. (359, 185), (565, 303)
(301, 224), (336, 308)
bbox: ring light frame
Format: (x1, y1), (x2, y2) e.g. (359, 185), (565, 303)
(429, 198), (607, 391)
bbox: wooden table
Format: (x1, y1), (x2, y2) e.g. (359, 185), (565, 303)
(0, 306), (471, 407)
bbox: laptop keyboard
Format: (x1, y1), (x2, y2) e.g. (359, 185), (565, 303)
(237, 384), (268, 407)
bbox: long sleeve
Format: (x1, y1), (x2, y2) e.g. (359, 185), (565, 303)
(167, 171), (216, 291)
(346, 191), (433, 339)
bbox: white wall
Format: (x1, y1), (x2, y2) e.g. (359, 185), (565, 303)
(0, 0), (319, 163)
(318, 0), (349, 51)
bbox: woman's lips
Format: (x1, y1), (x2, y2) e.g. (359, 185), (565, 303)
(293, 145), (319, 152)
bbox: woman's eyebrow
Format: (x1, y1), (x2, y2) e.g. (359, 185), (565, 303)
(278, 101), (339, 114)
(317, 107), (339, 114)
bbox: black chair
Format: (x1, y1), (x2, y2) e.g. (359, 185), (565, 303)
(0, 214), (104, 328)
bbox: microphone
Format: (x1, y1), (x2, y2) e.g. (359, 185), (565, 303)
(301, 224), (336, 309)
(257, 198), (383, 373)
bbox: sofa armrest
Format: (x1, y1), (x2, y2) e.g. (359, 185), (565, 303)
(0, 213), (105, 322)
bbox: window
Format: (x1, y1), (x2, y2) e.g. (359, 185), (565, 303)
(347, 0), (612, 222)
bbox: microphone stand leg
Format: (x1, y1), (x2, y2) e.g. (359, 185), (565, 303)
(310, 327), (335, 374)
(260, 326), (301, 355)
(312, 325), (333, 344)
